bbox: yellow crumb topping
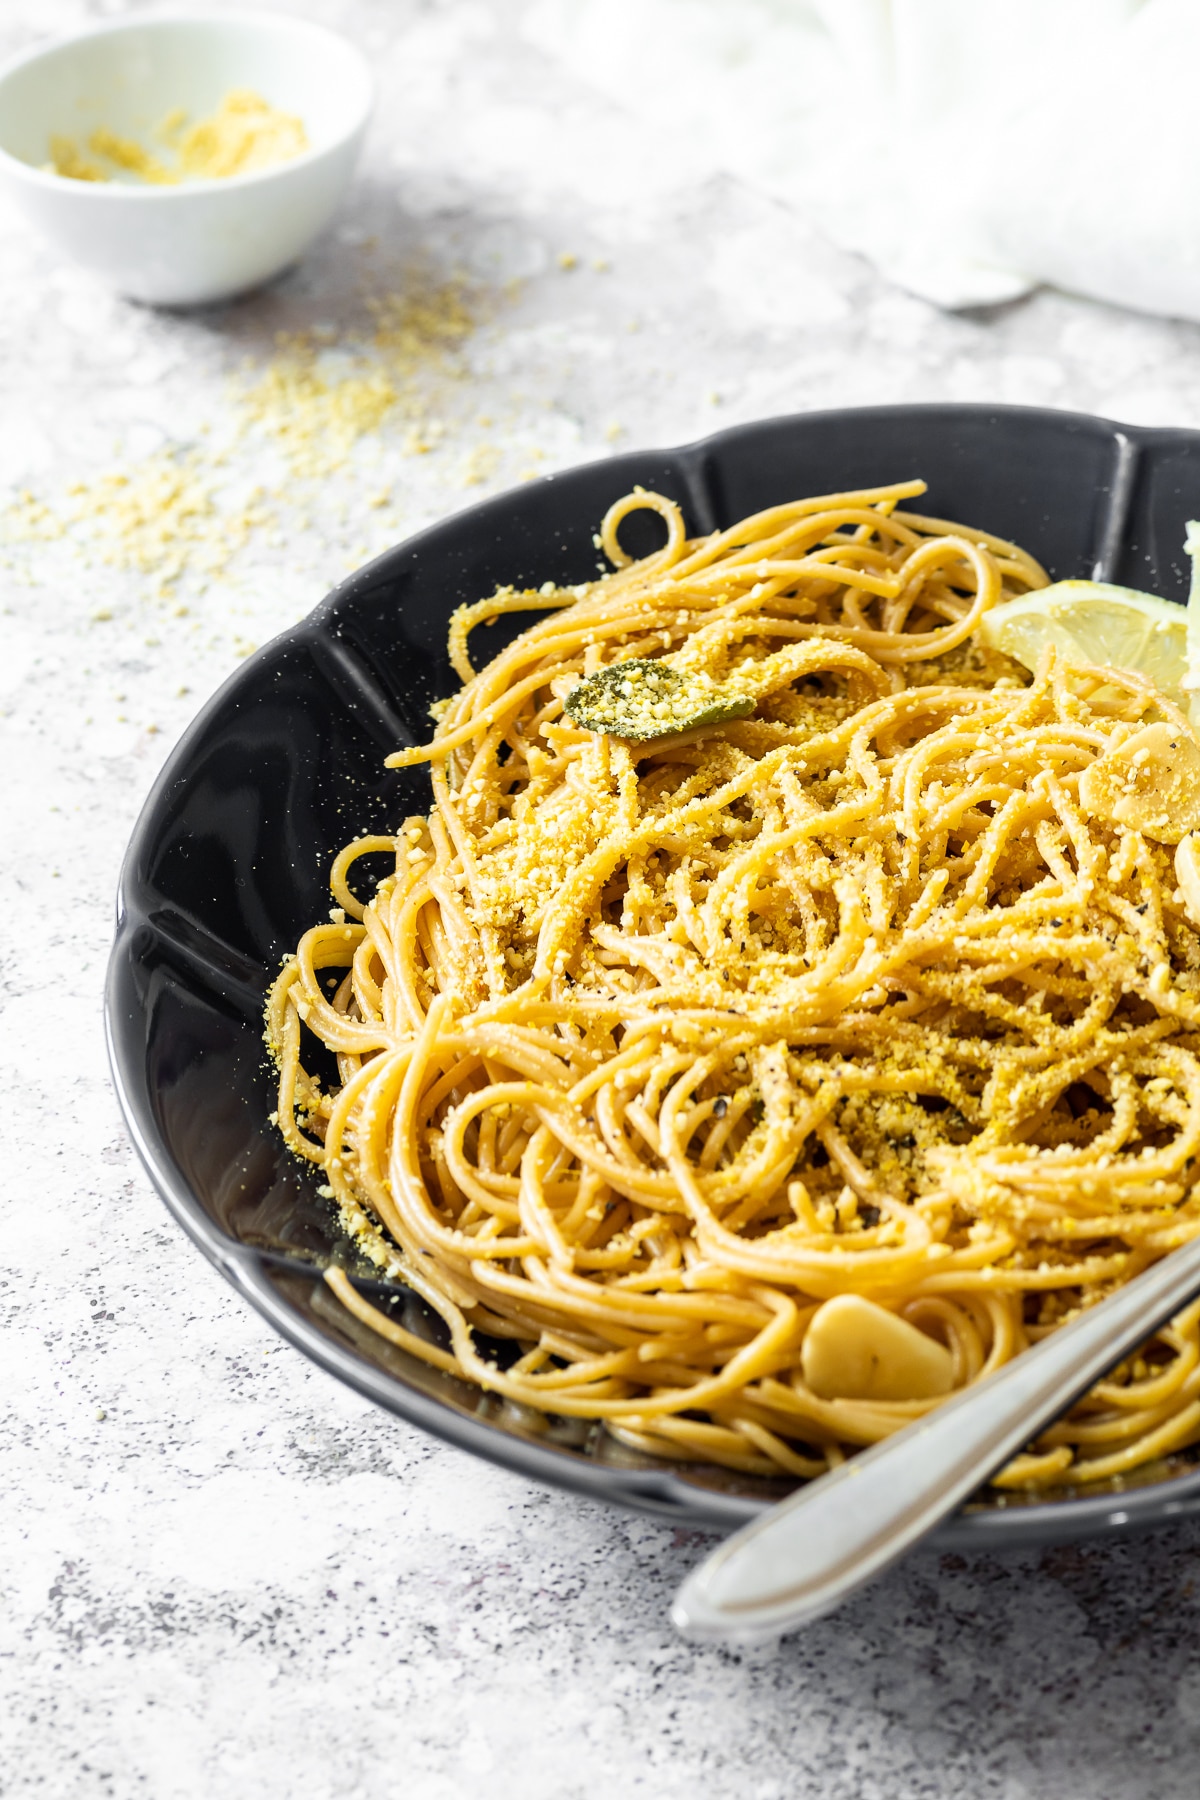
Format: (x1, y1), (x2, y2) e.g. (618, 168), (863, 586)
(237, 286), (476, 478)
(87, 127), (175, 185)
(175, 89), (309, 180)
(2, 277), (483, 596)
(44, 89), (308, 186)
(46, 134), (105, 182)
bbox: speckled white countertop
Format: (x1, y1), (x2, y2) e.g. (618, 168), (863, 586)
(6, 4), (1200, 1796)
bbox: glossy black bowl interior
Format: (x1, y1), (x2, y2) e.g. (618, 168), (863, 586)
(107, 404), (1200, 1542)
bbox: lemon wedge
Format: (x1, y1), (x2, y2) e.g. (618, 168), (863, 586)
(977, 580), (1189, 701)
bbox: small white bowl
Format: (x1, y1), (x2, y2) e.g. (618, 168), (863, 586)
(0, 10), (373, 306)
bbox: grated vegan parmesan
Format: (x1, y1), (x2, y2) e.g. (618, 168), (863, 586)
(45, 89), (308, 186)
(46, 134), (106, 182)
(3, 278), (482, 595)
(236, 285), (476, 479)
(171, 89), (308, 180)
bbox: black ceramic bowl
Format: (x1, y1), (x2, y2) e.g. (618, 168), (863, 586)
(107, 403), (1200, 1543)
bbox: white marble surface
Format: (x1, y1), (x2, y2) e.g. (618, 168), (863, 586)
(6, 3), (1200, 1795)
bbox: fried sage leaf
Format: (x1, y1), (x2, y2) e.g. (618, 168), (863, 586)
(563, 658), (755, 740)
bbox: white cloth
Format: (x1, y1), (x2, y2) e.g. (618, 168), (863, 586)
(525, 0), (1200, 321)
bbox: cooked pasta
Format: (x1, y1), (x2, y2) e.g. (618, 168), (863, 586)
(267, 479), (1200, 1491)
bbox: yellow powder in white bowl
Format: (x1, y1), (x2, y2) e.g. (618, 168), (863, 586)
(47, 89), (309, 186)
(0, 13), (372, 304)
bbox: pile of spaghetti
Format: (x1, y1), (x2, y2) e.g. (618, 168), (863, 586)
(267, 478), (1200, 1491)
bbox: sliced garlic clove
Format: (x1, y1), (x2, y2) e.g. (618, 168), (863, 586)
(1078, 721), (1200, 845)
(1176, 832), (1200, 930)
(800, 1293), (955, 1402)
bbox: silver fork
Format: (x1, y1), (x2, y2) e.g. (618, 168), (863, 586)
(673, 1232), (1200, 1643)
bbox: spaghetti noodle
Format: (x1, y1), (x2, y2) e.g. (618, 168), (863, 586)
(267, 479), (1200, 1491)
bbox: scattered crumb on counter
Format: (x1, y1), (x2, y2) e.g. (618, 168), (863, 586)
(237, 282), (476, 478)
(2, 277), (485, 593)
